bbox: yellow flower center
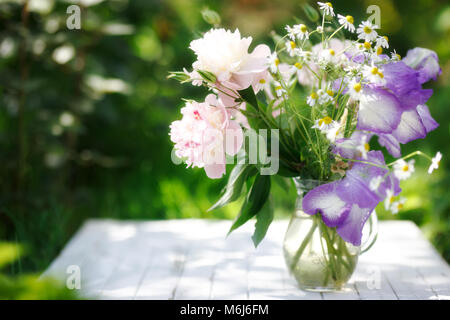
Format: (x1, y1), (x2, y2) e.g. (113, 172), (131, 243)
(402, 165), (409, 172)
(346, 15), (354, 24)
(383, 36), (389, 42)
(364, 143), (370, 151)
(329, 49), (335, 56)
(378, 71), (384, 78)
(275, 85), (283, 91)
(326, 2), (333, 7)
(396, 53), (401, 60)
(364, 41), (371, 49)
(389, 196), (395, 203)
(371, 67), (379, 75)
(326, 89), (334, 97)
(319, 116), (333, 126)
(397, 203), (404, 210)
(310, 92), (318, 99)
(294, 62), (303, 69)
(259, 78), (266, 84)
(300, 24), (307, 33)
(353, 83), (362, 92)
(275, 58), (280, 66)
(290, 41), (296, 49)
(377, 46), (383, 55)
(363, 26), (372, 34)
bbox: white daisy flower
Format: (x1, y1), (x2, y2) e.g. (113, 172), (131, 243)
(273, 81), (287, 97)
(312, 116), (335, 131)
(319, 48), (338, 64)
(286, 25), (297, 41)
(393, 159), (415, 180)
(318, 2), (335, 16)
(376, 36), (389, 49)
(325, 121), (342, 142)
(318, 87), (334, 104)
(384, 189), (395, 210)
(357, 20), (379, 42)
(391, 50), (401, 61)
(348, 80), (363, 100)
(268, 52), (280, 73)
(337, 14), (355, 32)
(285, 40), (298, 57)
(291, 61), (304, 73)
(369, 175), (383, 192)
(363, 63), (386, 85)
(390, 197), (406, 214)
(307, 91), (319, 107)
(428, 151), (442, 174)
(356, 134), (370, 159)
(291, 24), (309, 40)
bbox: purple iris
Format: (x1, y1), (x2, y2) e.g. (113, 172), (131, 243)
(357, 48), (440, 156)
(302, 151), (401, 246)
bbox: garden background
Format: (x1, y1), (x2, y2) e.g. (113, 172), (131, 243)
(0, 0), (448, 298)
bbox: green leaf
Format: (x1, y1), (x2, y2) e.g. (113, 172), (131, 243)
(208, 164), (256, 211)
(302, 4), (319, 22)
(238, 87), (258, 110)
(228, 174), (271, 235)
(252, 198), (274, 247)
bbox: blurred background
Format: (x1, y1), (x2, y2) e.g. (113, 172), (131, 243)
(0, 0), (448, 298)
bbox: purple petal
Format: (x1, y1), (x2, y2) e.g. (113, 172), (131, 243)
(383, 61), (433, 110)
(302, 181), (351, 228)
(333, 131), (373, 159)
(357, 86), (402, 134)
(417, 104), (439, 133)
(378, 134), (401, 157)
(336, 204), (373, 246)
(392, 109), (427, 144)
(403, 47), (441, 83)
(336, 151), (388, 209)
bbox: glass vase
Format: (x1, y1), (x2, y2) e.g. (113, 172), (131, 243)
(283, 178), (378, 292)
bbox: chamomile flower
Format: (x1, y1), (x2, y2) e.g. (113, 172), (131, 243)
(376, 36), (389, 49)
(291, 61), (303, 73)
(254, 77), (268, 92)
(273, 81), (287, 97)
(348, 80), (363, 100)
(384, 189), (395, 210)
(318, 2), (335, 16)
(393, 159), (415, 180)
(312, 116), (335, 131)
(369, 175), (383, 192)
(318, 87), (334, 104)
(316, 26), (324, 34)
(356, 134), (370, 159)
(286, 40), (298, 57)
(337, 14), (355, 32)
(357, 20), (379, 42)
(391, 50), (401, 61)
(390, 197), (406, 214)
(325, 121), (342, 142)
(363, 63), (385, 85)
(268, 52), (280, 73)
(428, 151), (442, 174)
(295, 24), (309, 40)
(307, 91), (319, 107)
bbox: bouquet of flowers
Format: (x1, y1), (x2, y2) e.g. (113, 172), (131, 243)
(168, 2), (442, 289)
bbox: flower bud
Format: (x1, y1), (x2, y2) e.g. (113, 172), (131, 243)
(201, 8), (221, 26)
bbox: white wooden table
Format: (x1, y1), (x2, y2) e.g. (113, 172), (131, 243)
(43, 219), (450, 300)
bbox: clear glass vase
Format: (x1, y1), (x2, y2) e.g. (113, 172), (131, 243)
(283, 178), (378, 292)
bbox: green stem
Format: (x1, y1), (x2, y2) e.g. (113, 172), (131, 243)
(290, 222), (318, 271)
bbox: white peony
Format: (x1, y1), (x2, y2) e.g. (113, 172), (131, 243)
(189, 28), (270, 105)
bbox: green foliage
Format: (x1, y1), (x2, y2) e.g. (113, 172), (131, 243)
(0, 0), (448, 286)
(0, 242), (78, 299)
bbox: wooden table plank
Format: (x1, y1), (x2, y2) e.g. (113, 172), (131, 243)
(43, 219), (450, 300)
